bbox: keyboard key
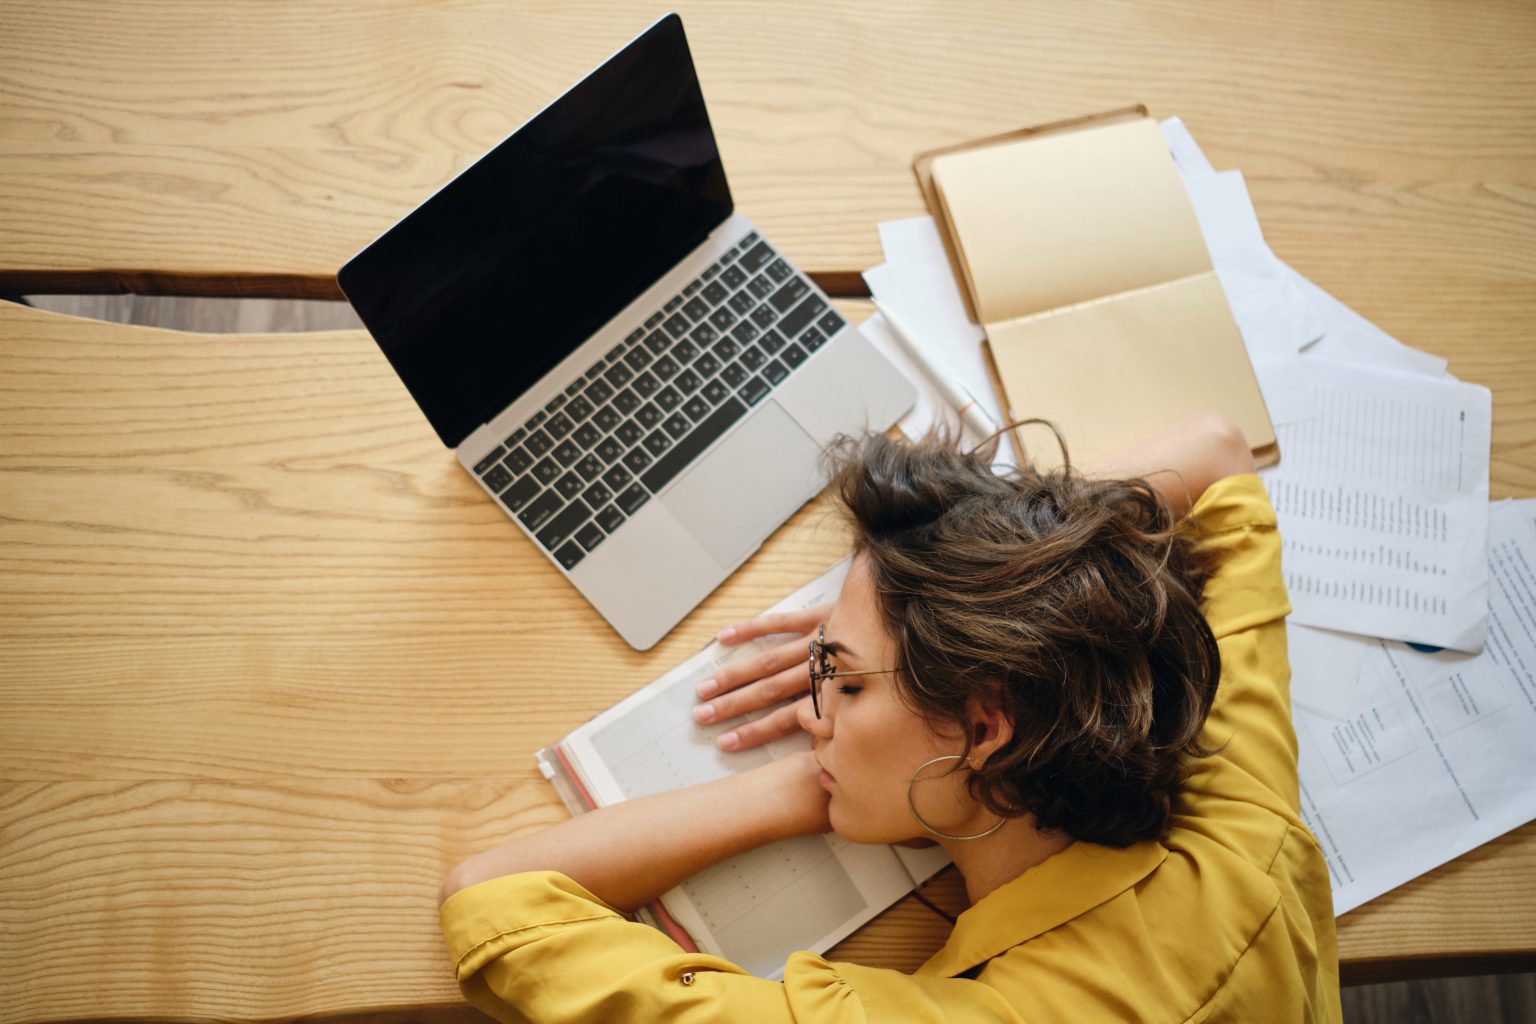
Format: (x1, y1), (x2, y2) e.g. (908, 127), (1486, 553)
(712, 337), (740, 362)
(616, 420), (645, 447)
(545, 412), (573, 440)
(746, 273), (775, 299)
(664, 314), (691, 341)
(702, 280), (727, 303)
(499, 474), (540, 513)
(780, 341), (808, 368)
(482, 463), (513, 493)
(644, 312), (665, 331)
(624, 346), (653, 372)
(576, 521), (607, 553)
(566, 395), (594, 422)
(662, 412), (691, 440)
(721, 265), (748, 289)
(694, 351), (722, 377)
(518, 490), (564, 533)
(673, 338), (699, 363)
(581, 479), (613, 510)
(702, 261), (722, 281)
(664, 295), (683, 314)
(575, 454), (603, 482)
(720, 361), (748, 389)
(564, 378), (586, 398)
(617, 483), (650, 515)
(701, 378), (729, 405)
(682, 395), (710, 422)
(635, 402), (663, 429)
(759, 328), (787, 354)
(765, 258), (793, 283)
(593, 405), (621, 432)
(762, 358), (789, 385)
(505, 426), (528, 447)
(527, 410), (547, 429)
(739, 240), (775, 273)
(643, 429), (673, 456)
(690, 322), (719, 348)
(552, 439), (580, 465)
(708, 306), (736, 332)
(674, 368), (701, 394)
(554, 541), (585, 571)
(545, 393), (567, 414)
(603, 361), (634, 389)
(683, 280), (702, 297)
(621, 446), (652, 474)
(739, 377), (771, 406)
(632, 372), (660, 399)
(799, 326), (828, 352)
(655, 385), (682, 412)
(817, 310), (845, 336)
(641, 397), (749, 494)
(596, 503), (626, 533)
(652, 354), (680, 381)
(777, 294), (828, 340)
(682, 296), (709, 322)
(554, 471), (585, 501)
(473, 446), (506, 476)
(612, 387), (640, 416)
(531, 457), (561, 485)
(525, 429), (556, 457)
(602, 463), (632, 492)
(536, 501), (591, 552)
(750, 305), (778, 329)
(572, 423), (601, 450)
(504, 446), (533, 475)
(739, 345), (766, 372)
(731, 320), (760, 345)
(728, 290), (756, 315)
(770, 276), (813, 314)
(585, 362), (606, 382)
(625, 327), (646, 346)
(595, 436), (623, 465)
(585, 378), (614, 406)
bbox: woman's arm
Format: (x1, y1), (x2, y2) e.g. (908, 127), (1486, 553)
(1079, 412), (1255, 515)
(439, 750), (830, 911)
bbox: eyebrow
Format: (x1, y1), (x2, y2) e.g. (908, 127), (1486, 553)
(822, 638), (859, 660)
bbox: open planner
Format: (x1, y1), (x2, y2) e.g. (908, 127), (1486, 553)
(913, 107), (1278, 469)
(536, 559), (951, 980)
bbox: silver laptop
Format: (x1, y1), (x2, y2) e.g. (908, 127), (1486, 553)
(338, 12), (915, 650)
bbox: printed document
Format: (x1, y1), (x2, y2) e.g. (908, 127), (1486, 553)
(1294, 499), (1536, 914)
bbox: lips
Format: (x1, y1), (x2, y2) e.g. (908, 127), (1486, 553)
(816, 757), (836, 786)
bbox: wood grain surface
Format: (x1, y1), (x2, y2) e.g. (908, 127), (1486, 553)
(2, 296), (1534, 1023)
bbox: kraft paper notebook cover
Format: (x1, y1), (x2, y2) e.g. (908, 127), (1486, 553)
(914, 108), (1278, 470)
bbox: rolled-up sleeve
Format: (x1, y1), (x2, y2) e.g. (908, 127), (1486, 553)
(441, 871), (1023, 1023)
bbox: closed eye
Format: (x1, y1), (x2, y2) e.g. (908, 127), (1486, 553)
(836, 683), (862, 696)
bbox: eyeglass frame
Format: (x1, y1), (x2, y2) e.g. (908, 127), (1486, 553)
(807, 624), (898, 719)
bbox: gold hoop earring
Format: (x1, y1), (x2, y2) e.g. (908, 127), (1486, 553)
(906, 754), (1007, 841)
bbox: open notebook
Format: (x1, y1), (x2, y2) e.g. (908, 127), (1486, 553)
(915, 108), (1277, 469)
(536, 559), (951, 980)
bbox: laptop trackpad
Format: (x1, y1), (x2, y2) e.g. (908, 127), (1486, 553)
(661, 401), (824, 568)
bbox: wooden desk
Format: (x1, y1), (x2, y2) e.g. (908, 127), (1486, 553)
(1, 297), (1532, 1022)
(3, 1), (1536, 1020)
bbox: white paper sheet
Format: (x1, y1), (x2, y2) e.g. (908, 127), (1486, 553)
(1288, 624), (1378, 720)
(1260, 357), (1492, 651)
(1294, 500), (1536, 914)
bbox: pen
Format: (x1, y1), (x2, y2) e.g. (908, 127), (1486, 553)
(871, 300), (1001, 440)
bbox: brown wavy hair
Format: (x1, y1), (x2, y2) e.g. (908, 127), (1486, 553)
(824, 426), (1223, 846)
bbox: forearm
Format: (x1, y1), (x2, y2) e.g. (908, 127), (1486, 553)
(440, 752), (828, 912)
(1083, 413), (1255, 515)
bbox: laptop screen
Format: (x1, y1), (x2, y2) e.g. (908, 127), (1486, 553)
(339, 13), (732, 448)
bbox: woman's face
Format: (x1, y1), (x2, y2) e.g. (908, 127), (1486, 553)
(797, 555), (985, 845)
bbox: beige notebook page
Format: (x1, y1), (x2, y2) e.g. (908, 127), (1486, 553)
(988, 274), (1275, 472)
(930, 117), (1211, 325)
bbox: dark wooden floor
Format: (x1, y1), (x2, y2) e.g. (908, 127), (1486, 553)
(14, 292), (1536, 1024)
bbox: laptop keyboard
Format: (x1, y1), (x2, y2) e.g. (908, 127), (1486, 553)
(470, 232), (846, 571)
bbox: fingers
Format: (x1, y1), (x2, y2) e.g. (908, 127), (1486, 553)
(713, 697), (811, 752)
(717, 602), (833, 647)
(698, 633), (807, 702)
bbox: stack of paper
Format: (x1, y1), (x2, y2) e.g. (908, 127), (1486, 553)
(863, 119), (1524, 915)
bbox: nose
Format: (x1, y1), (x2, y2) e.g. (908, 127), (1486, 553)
(797, 692), (833, 738)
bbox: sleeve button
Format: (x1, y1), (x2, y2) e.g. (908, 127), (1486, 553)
(680, 971), (696, 986)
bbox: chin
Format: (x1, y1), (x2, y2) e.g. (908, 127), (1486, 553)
(828, 804), (908, 846)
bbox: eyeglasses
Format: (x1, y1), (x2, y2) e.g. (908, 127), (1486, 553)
(807, 624), (896, 719)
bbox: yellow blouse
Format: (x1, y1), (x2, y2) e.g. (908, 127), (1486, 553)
(441, 474), (1343, 1022)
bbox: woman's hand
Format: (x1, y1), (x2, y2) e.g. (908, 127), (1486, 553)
(694, 602), (833, 751)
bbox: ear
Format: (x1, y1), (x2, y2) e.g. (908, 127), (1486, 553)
(963, 696), (1014, 765)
